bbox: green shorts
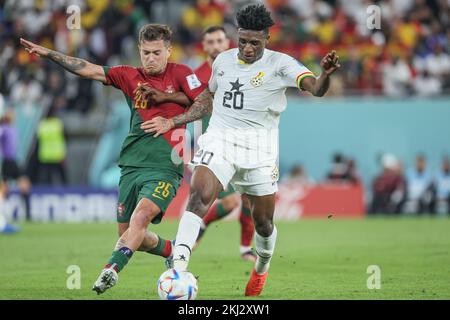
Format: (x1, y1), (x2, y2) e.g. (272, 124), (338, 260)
(117, 167), (181, 224)
(218, 185), (236, 199)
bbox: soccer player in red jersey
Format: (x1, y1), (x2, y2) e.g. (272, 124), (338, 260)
(21, 24), (211, 295)
(194, 26), (256, 262)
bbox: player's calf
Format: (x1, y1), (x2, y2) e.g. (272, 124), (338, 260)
(173, 167), (222, 271)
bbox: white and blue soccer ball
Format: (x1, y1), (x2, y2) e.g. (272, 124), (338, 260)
(157, 269), (198, 300)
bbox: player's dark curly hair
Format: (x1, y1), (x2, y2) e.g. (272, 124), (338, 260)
(236, 4), (274, 33)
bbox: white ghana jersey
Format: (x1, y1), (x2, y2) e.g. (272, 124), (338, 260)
(205, 48), (314, 167)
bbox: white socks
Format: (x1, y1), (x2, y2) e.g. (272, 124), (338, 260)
(173, 211), (204, 271)
(254, 226), (277, 275)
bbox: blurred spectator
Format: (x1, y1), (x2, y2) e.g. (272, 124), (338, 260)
(413, 69), (442, 96)
(10, 73), (42, 114)
(369, 154), (406, 214)
(0, 93), (4, 116)
(424, 44), (450, 89)
(403, 154), (434, 214)
(36, 108), (67, 185)
(434, 156), (450, 215)
(326, 153), (347, 181)
(0, 108), (31, 222)
(346, 158), (362, 184)
(2, 0), (450, 116)
(326, 153), (361, 184)
(382, 56), (413, 96)
(281, 164), (314, 186)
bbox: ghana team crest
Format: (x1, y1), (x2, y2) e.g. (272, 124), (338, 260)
(250, 72), (265, 87)
(271, 165), (279, 182)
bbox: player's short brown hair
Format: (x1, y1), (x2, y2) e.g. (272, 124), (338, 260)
(202, 25), (227, 39)
(139, 24), (172, 46)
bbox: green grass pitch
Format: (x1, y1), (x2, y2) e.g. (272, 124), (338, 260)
(1, 217), (449, 299)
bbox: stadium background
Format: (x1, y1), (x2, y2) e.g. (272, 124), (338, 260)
(1, 0), (450, 300)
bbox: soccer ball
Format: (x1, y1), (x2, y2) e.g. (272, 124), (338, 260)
(157, 269), (198, 300)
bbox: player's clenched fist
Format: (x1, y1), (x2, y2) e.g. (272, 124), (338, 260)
(133, 83), (169, 106)
(140, 116), (174, 137)
(320, 50), (340, 75)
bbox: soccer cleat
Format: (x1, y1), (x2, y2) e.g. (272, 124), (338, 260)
(164, 240), (175, 269)
(245, 269), (268, 296)
(240, 249), (257, 263)
(92, 267), (118, 295)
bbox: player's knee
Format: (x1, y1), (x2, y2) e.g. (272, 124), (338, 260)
(131, 210), (153, 229)
(187, 187), (214, 215)
(253, 217), (273, 237)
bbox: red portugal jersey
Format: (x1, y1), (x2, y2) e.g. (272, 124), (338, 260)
(103, 63), (206, 176)
(195, 61), (212, 86)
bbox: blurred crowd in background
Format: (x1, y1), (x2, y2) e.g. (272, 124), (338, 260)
(1, 0), (450, 115)
(0, 0), (450, 215)
(283, 153), (450, 215)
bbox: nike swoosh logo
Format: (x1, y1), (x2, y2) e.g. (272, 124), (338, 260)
(152, 193), (165, 200)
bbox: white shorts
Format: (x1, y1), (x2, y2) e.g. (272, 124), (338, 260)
(190, 133), (279, 196)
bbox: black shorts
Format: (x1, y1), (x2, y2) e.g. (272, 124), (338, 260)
(1, 159), (22, 181)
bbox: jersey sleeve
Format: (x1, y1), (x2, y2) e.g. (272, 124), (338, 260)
(102, 65), (135, 93)
(175, 64), (207, 101)
(208, 57), (219, 93)
(278, 54), (315, 90)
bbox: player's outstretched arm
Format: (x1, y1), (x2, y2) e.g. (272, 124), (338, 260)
(20, 38), (106, 83)
(140, 88), (213, 137)
(301, 50), (340, 97)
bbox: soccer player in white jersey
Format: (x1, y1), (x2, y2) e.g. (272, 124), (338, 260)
(141, 4), (340, 296)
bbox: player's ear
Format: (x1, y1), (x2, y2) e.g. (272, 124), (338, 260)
(167, 45), (172, 58)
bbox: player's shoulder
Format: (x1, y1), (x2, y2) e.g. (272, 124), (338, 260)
(266, 50), (307, 73)
(265, 49), (295, 64)
(105, 65), (140, 81)
(194, 61), (210, 74)
(168, 62), (196, 75)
